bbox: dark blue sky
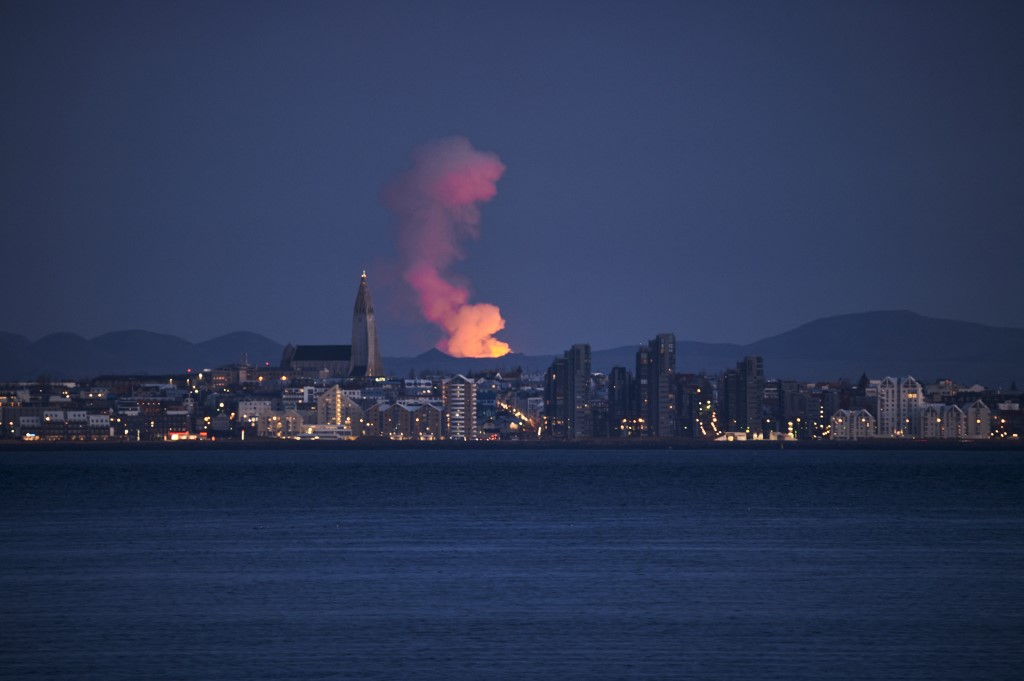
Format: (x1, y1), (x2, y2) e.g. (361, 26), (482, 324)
(3, 0), (1022, 356)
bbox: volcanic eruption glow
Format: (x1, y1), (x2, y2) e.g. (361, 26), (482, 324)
(382, 137), (511, 358)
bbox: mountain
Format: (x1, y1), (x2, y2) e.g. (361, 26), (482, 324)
(195, 332), (286, 369)
(0, 331), (285, 381)
(385, 311), (1024, 387)
(0, 332), (31, 356)
(1, 311), (1021, 385)
(90, 331), (195, 374)
(742, 310), (1024, 385)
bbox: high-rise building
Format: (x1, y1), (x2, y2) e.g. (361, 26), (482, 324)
(721, 355), (764, 434)
(876, 376), (923, 437)
(544, 344), (592, 439)
(633, 334), (676, 437)
(741, 355), (764, 434)
(634, 345), (652, 436)
(648, 333), (676, 436)
(350, 271), (383, 378)
(443, 374), (477, 441)
(607, 366), (632, 437)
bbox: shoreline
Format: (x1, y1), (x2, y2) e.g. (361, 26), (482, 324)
(1, 437), (1021, 453)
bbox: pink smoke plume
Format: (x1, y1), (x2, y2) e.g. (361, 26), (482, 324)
(382, 136), (511, 358)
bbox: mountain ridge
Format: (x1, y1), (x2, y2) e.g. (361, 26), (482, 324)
(1, 311), (1021, 386)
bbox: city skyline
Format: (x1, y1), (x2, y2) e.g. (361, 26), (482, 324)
(3, 1), (1023, 356)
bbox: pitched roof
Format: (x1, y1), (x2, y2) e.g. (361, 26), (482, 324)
(291, 345), (351, 362)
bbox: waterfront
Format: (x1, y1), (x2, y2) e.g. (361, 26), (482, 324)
(2, 449), (1022, 679)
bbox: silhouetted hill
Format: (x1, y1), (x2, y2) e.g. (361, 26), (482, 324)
(744, 310), (1024, 385)
(90, 331), (195, 374)
(0, 331), (285, 380)
(387, 311), (1024, 387)
(1, 311), (1021, 385)
(196, 332), (285, 369)
(0, 332), (30, 355)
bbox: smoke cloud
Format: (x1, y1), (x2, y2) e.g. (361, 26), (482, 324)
(382, 136), (511, 358)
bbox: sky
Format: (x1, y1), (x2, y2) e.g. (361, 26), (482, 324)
(2, 0), (1022, 356)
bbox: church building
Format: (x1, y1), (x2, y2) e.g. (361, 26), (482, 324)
(280, 272), (383, 379)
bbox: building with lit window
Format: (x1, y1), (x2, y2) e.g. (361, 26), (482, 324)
(380, 401), (444, 440)
(443, 375), (477, 441)
(544, 344), (592, 439)
(830, 408), (876, 440)
(722, 355), (764, 435)
(916, 403), (965, 439)
(642, 333), (676, 437)
(607, 366), (632, 436)
(317, 385), (365, 433)
(877, 376), (924, 437)
(964, 399), (991, 439)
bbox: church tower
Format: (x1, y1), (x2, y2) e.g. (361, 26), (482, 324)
(350, 271), (383, 377)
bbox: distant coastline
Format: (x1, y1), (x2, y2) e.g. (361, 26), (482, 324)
(2, 438), (1021, 454)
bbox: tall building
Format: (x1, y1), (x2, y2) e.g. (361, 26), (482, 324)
(648, 333), (676, 437)
(876, 376), (923, 437)
(443, 374), (477, 441)
(544, 344), (592, 439)
(350, 271), (383, 378)
(607, 366), (632, 437)
(741, 355), (765, 434)
(721, 355), (764, 434)
(633, 334), (676, 437)
(634, 345), (652, 436)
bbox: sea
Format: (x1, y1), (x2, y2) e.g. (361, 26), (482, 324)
(1, 448), (1022, 680)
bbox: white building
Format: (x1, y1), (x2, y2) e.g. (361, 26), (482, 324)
(442, 375), (477, 441)
(877, 376), (924, 438)
(917, 404), (965, 439)
(964, 400), (991, 439)
(831, 409), (876, 440)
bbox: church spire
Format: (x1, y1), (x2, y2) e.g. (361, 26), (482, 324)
(350, 271), (382, 377)
(354, 270), (374, 315)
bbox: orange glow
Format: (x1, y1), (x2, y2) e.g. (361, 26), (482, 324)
(445, 302), (510, 357)
(383, 137), (511, 359)
(405, 263), (510, 358)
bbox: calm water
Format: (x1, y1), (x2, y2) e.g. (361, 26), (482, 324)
(1, 449), (1022, 680)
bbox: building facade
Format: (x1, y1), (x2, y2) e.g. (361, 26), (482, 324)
(443, 375), (477, 441)
(831, 408), (876, 440)
(877, 376), (924, 437)
(544, 344), (592, 439)
(722, 355), (764, 435)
